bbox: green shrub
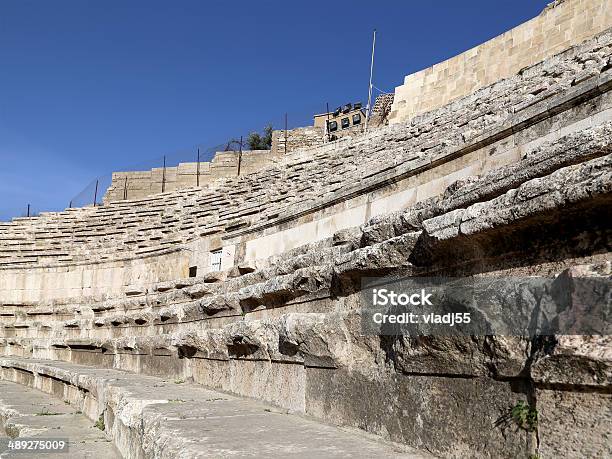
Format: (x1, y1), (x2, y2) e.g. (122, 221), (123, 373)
(511, 400), (538, 432)
(94, 414), (105, 431)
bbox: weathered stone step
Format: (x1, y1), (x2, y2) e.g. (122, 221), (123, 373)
(0, 358), (431, 459)
(0, 379), (121, 458)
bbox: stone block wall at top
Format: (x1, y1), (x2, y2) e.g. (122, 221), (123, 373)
(389, 0), (612, 123)
(271, 126), (324, 155)
(103, 149), (282, 203)
(104, 127), (326, 203)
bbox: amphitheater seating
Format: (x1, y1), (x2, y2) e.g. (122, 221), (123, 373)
(2, 128), (610, 351)
(0, 29), (610, 268)
(1, 119), (610, 456)
(1, 25), (611, 459)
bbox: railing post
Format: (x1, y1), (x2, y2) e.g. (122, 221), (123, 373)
(123, 176), (128, 200)
(162, 155), (166, 193)
(197, 147), (200, 187)
(27, 204), (30, 217)
(284, 113), (288, 154)
(237, 136), (243, 177)
(93, 179), (99, 207)
(326, 102), (330, 142)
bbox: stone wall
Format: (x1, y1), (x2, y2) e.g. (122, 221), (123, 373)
(369, 93), (394, 127)
(0, 249), (189, 303)
(103, 149), (281, 203)
(389, 0), (612, 123)
(271, 126), (324, 154)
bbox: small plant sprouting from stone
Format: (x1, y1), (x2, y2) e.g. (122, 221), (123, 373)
(511, 400), (538, 432)
(35, 407), (61, 416)
(528, 454), (541, 459)
(94, 414), (105, 431)
(174, 378), (185, 384)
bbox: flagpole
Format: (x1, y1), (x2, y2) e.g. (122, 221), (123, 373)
(365, 29), (376, 133)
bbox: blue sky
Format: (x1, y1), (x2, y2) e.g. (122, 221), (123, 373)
(0, 0), (549, 220)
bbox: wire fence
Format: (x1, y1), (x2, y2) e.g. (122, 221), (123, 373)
(2, 95), (394, 222)
(68, 140), (228, 209)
